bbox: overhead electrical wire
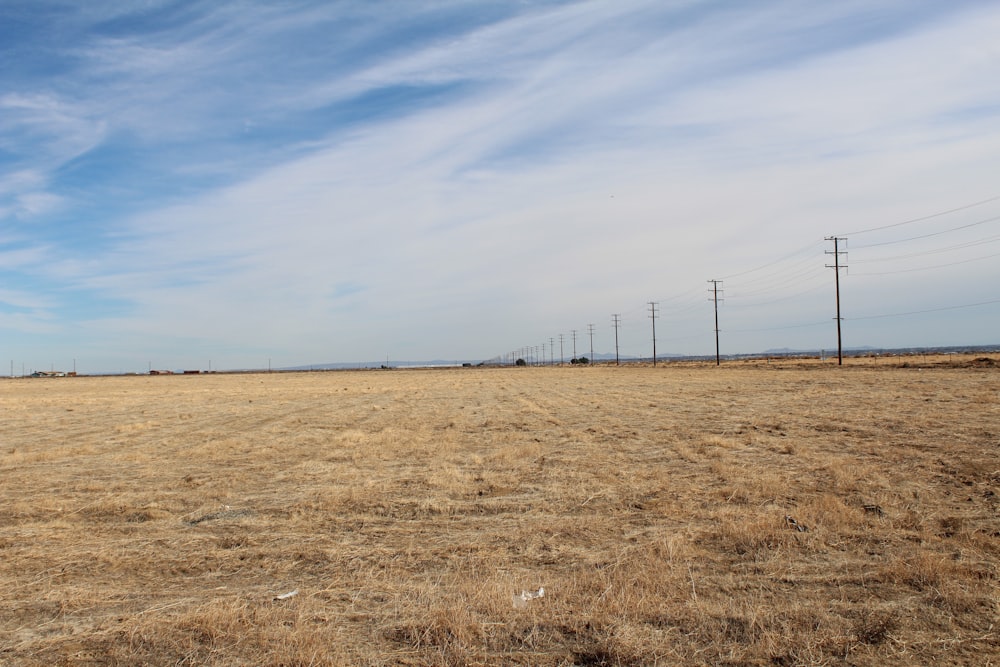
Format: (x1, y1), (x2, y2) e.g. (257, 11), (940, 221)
(840, 194), (1000, 236)
(727, 320), (829, 333)
(851, 232), (1000, 263)
(720, 240), (825, 281)
(725, 252), (825, 293)
(852, 214), (1000, 249)
(725, 282), (829, 309)
(725, 264), (826, 300)
(849, 298), (1000, 321)
(850, 250), (1000, 276)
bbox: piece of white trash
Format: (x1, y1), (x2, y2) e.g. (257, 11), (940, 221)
(513, 587), (545, 608)
(273, 590), (299, 601)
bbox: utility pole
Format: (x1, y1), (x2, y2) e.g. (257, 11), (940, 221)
(612, 314), (621, 365)
(559, 334), (565, 365)
(825, 237), (847, 366)
(549, 337), (555, 366)
(571, 329), (577, 360)
(588, 324), (595, 364)
(649, 302), (658, 367)
(708, 280), (723, 366)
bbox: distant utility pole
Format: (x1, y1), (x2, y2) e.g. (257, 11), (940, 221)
(571, 329), (577, 359)
(612, 314), (621, 365)
(550, 337), (555, 366)
(825, 236), (847, 366)
(588, 323), (595, 364)
(559, 334), (565, 365)
(708, 280), (723, 366)
(648, 301), (659, 367)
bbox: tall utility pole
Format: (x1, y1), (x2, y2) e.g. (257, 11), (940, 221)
(549, 337), (555, 366)
(571, 330), (577, 359)
(559, 334), (565, 365)
(708, 280), (723, 366)
(825, 236), (847, 366)
(612, 314), (621, 365)
(648, 301), (659, 367)
(587, 324), (595, 364)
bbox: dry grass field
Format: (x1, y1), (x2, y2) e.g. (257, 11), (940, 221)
(2, 355), (999, 666)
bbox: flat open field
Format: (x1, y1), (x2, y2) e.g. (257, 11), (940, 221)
(2, 357), (999, 666)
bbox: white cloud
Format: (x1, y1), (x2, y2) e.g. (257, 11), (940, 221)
(3, 1), (999, 367)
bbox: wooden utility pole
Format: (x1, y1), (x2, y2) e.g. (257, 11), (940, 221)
(649, 302), (658, 367)
(825, 237), (847, 365)
(708, 280), (723, 366)
(588, 323), (595, 364)
(612, 314), (621, 365)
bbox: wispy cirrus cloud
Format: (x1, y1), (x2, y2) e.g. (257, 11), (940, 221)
(1, 0), (998, 370)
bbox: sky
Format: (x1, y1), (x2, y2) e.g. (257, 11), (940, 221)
(2, 0), (999, 373)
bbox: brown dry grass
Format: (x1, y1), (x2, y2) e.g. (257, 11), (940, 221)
(1, 355), (998, 666)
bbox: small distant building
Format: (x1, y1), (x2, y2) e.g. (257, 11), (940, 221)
(31, 371), (66, 378)
(149, 370), (174, 375)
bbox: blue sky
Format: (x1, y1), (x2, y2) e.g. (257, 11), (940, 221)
(2, 0), (999, 372)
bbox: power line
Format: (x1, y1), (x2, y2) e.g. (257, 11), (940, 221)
(851, 232), (1000, 263)
(725, 264), (827, 300)
(851, 250), (1000, 276)
(728, 320), (830, 333)
(840, 194), (1000, 236)
(720, 240), (825, 281)
(849, 298), (1000, 321)
(852, 214), (1000, 249)
(725, 250), (826, 292)
(724, 282), (828, 309)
